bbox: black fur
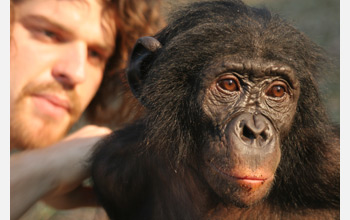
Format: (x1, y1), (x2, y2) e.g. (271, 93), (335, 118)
(91, 1), (339, 219)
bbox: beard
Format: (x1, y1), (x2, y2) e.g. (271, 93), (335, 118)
(10, 82), (82, 150)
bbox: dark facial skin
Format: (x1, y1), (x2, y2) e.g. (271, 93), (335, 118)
(200, 57), (300, 207)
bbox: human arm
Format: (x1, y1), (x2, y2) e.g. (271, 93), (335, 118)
(10, 125), (111, 220)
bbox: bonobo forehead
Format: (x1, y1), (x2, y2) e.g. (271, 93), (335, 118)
(155, 0), (314, 77)
(157, 18), (308, 83)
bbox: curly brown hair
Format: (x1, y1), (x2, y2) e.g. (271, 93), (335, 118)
(86, 0), (166, 127)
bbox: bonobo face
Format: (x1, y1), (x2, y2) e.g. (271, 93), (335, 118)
(200, 57), (300, 207)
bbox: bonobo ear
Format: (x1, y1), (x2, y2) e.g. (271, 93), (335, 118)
(127, 36), (162, 99)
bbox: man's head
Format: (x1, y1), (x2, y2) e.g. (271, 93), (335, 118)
(10, 0), (117, 149)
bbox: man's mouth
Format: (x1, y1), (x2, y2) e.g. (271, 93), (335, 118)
(31, 93), (71, 119)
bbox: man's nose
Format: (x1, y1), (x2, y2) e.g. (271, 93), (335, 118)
(52, 41), (87, 88)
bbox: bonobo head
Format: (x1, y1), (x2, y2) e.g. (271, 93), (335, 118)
(126, 0), (322, 208)
(200, 59), (299, 206)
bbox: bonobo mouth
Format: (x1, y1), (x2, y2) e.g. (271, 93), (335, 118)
(210, 161), (274, 191)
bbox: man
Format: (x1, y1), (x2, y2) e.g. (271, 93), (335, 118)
(10, 0), (164, 219)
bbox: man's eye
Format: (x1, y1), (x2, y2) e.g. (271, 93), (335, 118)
(32, 28), (62, 42)
(88, 50), (101, 58)
(88, 49), (107, 65)
(42, 30), (57, 38)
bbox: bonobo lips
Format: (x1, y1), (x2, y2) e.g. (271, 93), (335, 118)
(210, 162), (273, 192)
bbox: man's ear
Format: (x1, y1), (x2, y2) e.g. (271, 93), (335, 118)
(126, 36), (162, 99)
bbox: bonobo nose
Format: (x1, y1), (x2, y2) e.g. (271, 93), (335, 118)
(237, 113), (272, 146)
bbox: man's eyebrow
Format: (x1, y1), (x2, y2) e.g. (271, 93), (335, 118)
(22, 15), (115, 54)
(22, 15), (72, 33)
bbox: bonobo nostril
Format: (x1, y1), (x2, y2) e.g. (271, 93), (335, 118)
(260, 131), (267, 141)
(243, 125), (256, 140)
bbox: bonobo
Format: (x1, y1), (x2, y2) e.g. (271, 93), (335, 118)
(91, 0), (339, 219)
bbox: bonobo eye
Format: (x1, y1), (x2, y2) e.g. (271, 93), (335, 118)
(266, 82), (287, 98)
(217, 76), (239, 92)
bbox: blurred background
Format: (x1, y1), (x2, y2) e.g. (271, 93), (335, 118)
(163, 0), (340, 124)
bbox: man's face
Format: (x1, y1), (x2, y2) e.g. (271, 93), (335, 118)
(10, 0), (116, 149)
